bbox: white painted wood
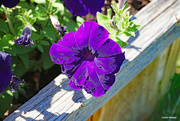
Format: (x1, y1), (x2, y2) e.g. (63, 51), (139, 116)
(5, 0), (180, 120)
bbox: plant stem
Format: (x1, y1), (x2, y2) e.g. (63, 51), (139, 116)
(4, 8), (16, 36)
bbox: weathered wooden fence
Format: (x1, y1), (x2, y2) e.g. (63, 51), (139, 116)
(5, 0), (180, 120)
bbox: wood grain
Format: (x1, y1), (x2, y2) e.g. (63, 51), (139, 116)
(5, 0), (180, 120)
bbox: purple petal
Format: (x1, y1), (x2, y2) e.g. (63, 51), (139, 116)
(49, 43), (80, 65)
(82, 61), (111, 97)
(75, 21), (109, 53)
(14, 36), (33, 46)
(0, 51), (12, 71)
(95, 39), (123, 57)
(3, 0), (19, 8)
(94, 53), (125, 74)
(69, 61), (115, 97)
(75, 21), (91, 50)
(69, 61), (88, 86)
(62, 0), (88, 16)
(0, 72), (12, 94)
(82, 0), (105, 16)
(61, 57), (85, 78)
(0, 51), (12, 94)
(22, 26), (31, 36)
(57, 32), (79, 53)
(69, 80), (82, 90)
(88, 21), (109, 53)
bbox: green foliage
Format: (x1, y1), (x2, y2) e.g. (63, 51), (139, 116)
(0, 0), (81, 78)
(0, 88), (13, 117)
(97, 1), (140, 48)
(0, 19), (9, 33)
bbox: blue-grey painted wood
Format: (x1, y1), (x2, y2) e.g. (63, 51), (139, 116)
(4, 0), (180, 120)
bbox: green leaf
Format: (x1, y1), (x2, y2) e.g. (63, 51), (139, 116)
(34, 0), (46, 4)
(111, 1), (119, 15)
(14, 21), (23, 36)
(76, 16), (85, 28)
(0, 34), (14, 46)
(43, 27), (56, 44)
(21, 16), (28, 25)
(13, 62), (27, 77)
(123, 31), (132, 36)
(16, 45), (33, 54)
(40, 41), (50, 46)
(107, 9), (112, 19)
(122, 3), (128, 12)
(41, 48), (54, 69)
(63, 16), (77, 32)
(0, 88), (13, 117)
(31, 32), (41, 41)
(132, 24), (141, 32)
(13, 92), (19, 99)
(18, 53), (30, 69)
(38, 5), (47, 14)
(115, 36), (128, 47)
(37, 45), (44, 52)
(0, 34), (17, 56)
(29, 17), (36, 25)
(97, 12), (116, 35)
(0, 19), (9, 33)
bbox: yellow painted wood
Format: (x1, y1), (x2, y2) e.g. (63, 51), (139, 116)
(87, 38), (180, 121)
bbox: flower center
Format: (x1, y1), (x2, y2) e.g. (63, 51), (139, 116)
(85, 50), (95, 61)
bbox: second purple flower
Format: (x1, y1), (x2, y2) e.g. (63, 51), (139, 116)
(50, 21), (125, 97)
(62, 0), (105, 16)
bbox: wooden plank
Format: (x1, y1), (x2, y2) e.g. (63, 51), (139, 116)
(5, 0), (180, 120)
(87, 37), (180, 121)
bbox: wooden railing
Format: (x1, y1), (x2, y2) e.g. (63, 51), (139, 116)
(5, 0), (180, 120)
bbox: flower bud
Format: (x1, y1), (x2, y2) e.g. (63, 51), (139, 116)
(50, 15), (67, 36)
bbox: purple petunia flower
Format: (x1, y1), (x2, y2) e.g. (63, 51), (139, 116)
(14, 25), (33, 46)
(0, 51), (12, 94)
(62, 0), (105, 16)
(50, 21), (125, 97)
(0, 0), (19, 8)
